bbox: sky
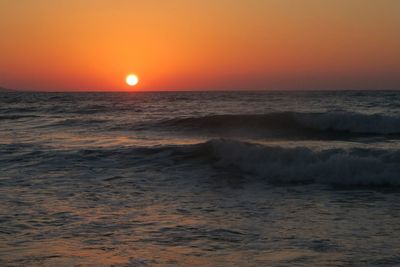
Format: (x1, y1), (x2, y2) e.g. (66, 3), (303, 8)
(0, 0), (399, 91)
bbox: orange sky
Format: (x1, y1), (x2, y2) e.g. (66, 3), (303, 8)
(0, 0), (399, 91)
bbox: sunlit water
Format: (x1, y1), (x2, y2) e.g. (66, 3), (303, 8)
(1, 91), (400, 266)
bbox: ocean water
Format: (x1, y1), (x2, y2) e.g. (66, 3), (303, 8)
(1, 91), (400, 267)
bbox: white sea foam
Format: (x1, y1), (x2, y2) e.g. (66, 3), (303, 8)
(205, 139), (400, 186)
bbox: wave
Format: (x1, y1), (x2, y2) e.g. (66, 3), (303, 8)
(0, 114), (39, 120)
(125, 139), (400, 187)
(295, 112), (400, 134)
(201, 139), (400, 186)
(47, 118), (108, 127)
(75, 139), (400, 186)
(160, 111), (400, 137)
(2, 139), (399, 187)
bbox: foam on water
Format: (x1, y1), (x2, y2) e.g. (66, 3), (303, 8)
(203, 139), (400, 186)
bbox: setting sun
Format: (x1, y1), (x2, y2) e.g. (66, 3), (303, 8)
(126, 74), (139, 87)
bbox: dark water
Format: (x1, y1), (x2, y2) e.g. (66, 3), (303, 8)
(1, 91), (400, 266)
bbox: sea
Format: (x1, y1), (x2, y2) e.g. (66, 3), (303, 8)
(1, 90), (400, 267)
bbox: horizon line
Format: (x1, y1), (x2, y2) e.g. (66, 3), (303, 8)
(2, 87), (400, 93)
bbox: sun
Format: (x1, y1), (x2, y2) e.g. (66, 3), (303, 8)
(126, 74), (139, 86)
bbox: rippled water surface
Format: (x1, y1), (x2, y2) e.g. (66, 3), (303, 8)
(1, 91), (400, 266)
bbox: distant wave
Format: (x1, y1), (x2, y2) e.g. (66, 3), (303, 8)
(160, 111), (400, 137)
(47, 118), (108, 127)
(0, 114), (39, 120)
(295, 111), (400, 134)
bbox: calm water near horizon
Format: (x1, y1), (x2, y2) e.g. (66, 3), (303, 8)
(1, 91), (400, 266)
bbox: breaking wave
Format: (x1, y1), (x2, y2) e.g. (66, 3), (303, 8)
(141, 139), (400, 186)
(2, 139), (400, 187)
(202, 139), (400, 186)
(161, 111), (400, 137)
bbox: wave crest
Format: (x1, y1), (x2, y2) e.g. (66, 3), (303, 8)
(204, 139), (400, 186)
(295, 112), (400, 134)
(161, 111), (400, 137)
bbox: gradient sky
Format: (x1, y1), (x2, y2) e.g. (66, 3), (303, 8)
(1, 0), (399, 91)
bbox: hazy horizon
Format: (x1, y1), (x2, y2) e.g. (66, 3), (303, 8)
(3, 86), (400, 93)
